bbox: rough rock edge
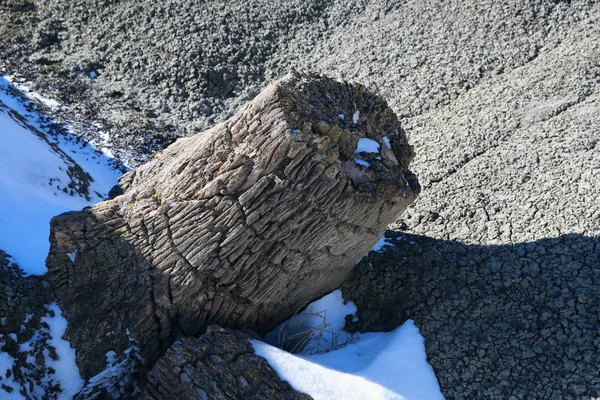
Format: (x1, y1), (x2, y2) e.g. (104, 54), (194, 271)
(142, 326), (312, 400)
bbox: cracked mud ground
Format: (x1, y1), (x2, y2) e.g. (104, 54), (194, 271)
(1, 0), (599, 398)
(342, 17), (600, 399)
(344, 20), (600, 399)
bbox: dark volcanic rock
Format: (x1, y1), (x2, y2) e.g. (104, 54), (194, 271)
(46, 72), (419, 379)
(341, 232), (600, 399)
(142, 326), (311, 400)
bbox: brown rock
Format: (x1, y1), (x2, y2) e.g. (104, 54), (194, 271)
(46, 71), (419, 380)
(142, 326), (312, 400)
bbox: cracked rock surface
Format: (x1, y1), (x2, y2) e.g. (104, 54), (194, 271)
(142, 326), (311, 400)
(46, 72), (419, 380)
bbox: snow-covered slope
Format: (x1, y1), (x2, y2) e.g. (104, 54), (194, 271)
(0, 76), (121, 274)
(0, 75), (124, 399)
(256, 284), (444, 399)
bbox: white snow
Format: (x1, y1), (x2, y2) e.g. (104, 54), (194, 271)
(255, 291), (444, 400)
(6, 303), (84, 399)
(354, 158), (371, 167)
(356, 234), (396, 264)
(402, 174), (410, 188)
(353, 110), (360, 124)
(354, 138), (381, 168)
(265, 290), (357, 354)
(79, 330), (144, 397)
(338, 113), (345, 120)
(66, 249), (78, 263)
(41, 303), (85, 398)
(382, 136), (392, 149)
(355, 138), (380, 154)
(371, 235), (394, 252)
(0, 76), (121, 274)
(4, 75), (61, 111)
(0, 351), (21, 399)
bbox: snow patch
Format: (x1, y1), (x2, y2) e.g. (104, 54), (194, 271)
(356, 234), (395, 264)
(265, 290), (357, 354)
(66, 249), (78, 263)
(255, 291), (444, 400)
(6, 303), (84, 399)
(78, 329), (144, 398)
(41, 303), (85, 398)
(0, 76), (121, 274)
(353, 110), (360, 124)
(0, 351), (21, 399)
(355, 138), (380, 154)
(371, 235), (394, 252)
(382, 136), (392, 149)
(3, 75), (61, 111)
(354, 158), (371, 167)
(354, 138), (381, 168)
(402, 174), (410, 188)
(338, 113), (345, 120)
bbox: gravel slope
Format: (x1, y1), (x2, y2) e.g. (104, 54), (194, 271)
(1, 0), (597, 163)
(1, 0), (599, 398)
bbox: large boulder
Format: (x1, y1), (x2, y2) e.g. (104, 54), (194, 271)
(46, 71), (419, 379)
(142, 326), (311, 400)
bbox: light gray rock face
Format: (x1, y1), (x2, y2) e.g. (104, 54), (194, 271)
(142, 326), (312, 400)
(46, 72), (419, 379)
(376, 22), (600, 399)
(402, 22), (600, 244)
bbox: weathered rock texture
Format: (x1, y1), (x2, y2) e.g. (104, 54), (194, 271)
(142, 326), (311, 400)
(46, 72), (419, 379)
(342, 232), (600, 399)
(4, 1), (597, 167)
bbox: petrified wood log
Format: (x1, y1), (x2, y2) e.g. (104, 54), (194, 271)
(46, 71), (420, 378)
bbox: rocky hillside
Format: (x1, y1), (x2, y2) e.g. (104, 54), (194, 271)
(1, 0), (599, 398)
